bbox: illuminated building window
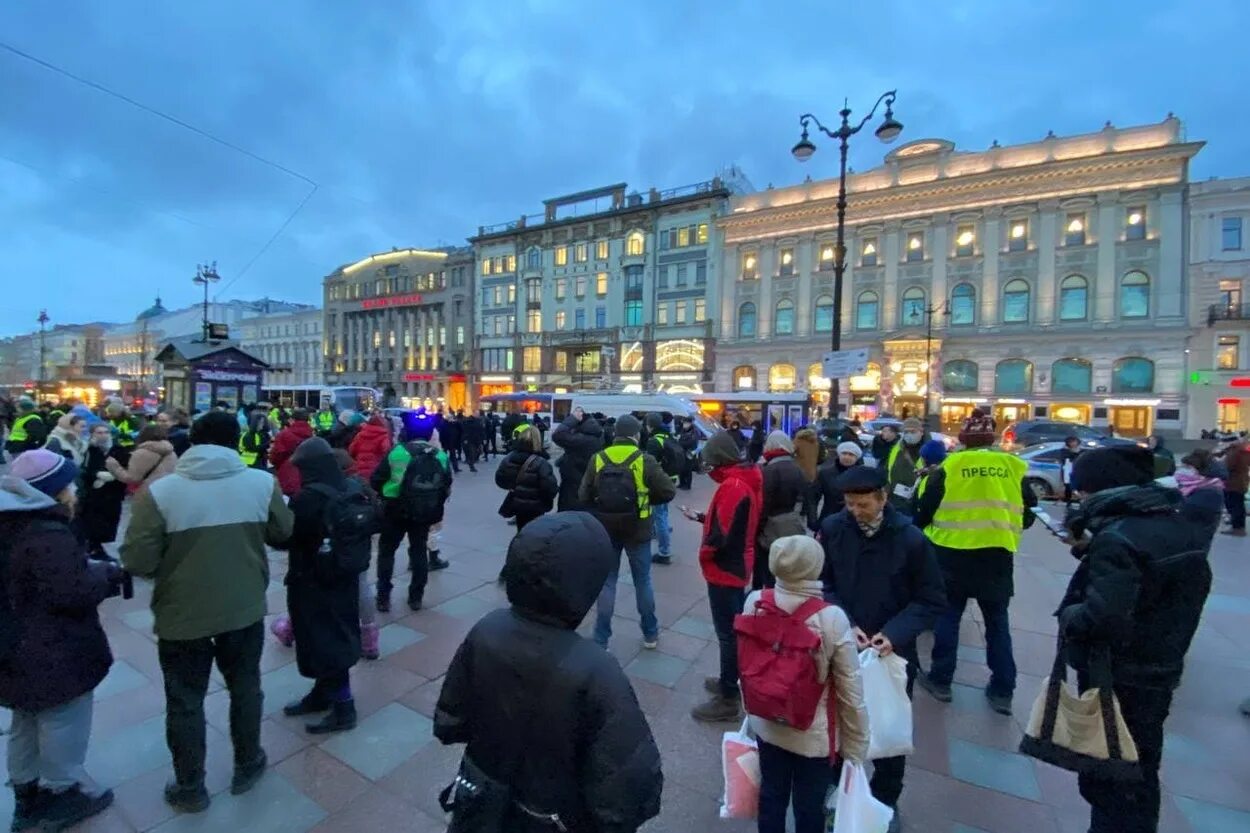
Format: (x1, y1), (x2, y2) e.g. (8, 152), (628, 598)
(769, 363), (797, 392)
(657, 304), (669, 326)
(779, 247), (795, 277)
(523, 347), (541, 373)
(861, 238), (877, 267)
(596, 272), (608, 296)
(694, 299), (707, 321)
(742, 251), (758, 280)
(1065, 213), (1087, 246)
(555, 310), (566, 329)
(1219, 335), (1240, 369)
(575, 243), (588, 263)
(733, 365), (756, 391)
(675, 300), (687, 323)
(1008, 219), (1029, 252)
(819, 243), (836, 270)
(507, 284), (516, 304)
(596, 239), (609, 259)
(627, 232), (645, 256)
(955, 225), (975, 257)
(677, 227), (690, 247)
(905, 232), (924, 262)
(1126, 206), (1146, 240)
(555, 246), (568, 266)
(697, 223), (709, 244)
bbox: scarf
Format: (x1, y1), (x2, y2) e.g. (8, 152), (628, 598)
(856, 513), (885, 538)
(762, 448), (792, 463)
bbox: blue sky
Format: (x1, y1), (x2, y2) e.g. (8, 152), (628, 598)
(2, 0), (1246, 336)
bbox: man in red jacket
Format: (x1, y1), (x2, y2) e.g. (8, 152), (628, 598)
(683, 429), (762, 723)
(268, 408), (313, 497)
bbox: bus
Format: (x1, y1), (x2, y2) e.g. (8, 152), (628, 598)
(260, 385), (382, 414)
(686, 391), (812, 436)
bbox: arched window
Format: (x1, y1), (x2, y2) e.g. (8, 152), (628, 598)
(1112, 357), (1154, 393)
(626, 231), (645, 256)
(732, 365), (756, 391)
(1059, 275), (1088, 321)
(737, 302), (757, 338)
(769, 364), (797, 392)
(1002, 279), (1031, 323)
(1051, 358), (1092, 393)
(942, 360), (979, 392)
(774, 299), (795, 335)
(951, 283), (976, 325)
(856, 291), (879, 330)
(1120, 271), (1150, 319)
(526, 247), (542, 269)
(813, 295), (834, 333)
(995, 359), (1033, 394)
(901, 287), (926, 327)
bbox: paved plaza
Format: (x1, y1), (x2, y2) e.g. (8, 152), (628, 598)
(3, 455), (1249, 833)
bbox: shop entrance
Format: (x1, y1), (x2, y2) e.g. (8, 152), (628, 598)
(1050, 403), (1092, 425)
(1108, 406), (1151, 437)
(993, 402), (1030, 427)
(1218, 400), (1242, 433)
(940, 403), (976, 434)
(894, 396), (924, 421)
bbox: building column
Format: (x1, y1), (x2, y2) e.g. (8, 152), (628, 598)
(982, 213), (1001, 325)
(720, 243), (739, 339)
(1095, 194), (1119, 322)
(797, 235), (814, 336)
(931, 221), (949, 330)
(1036, 202), (1058, 323)
(758, 245), (775, 339)
(880, 226), (899, 334)
(1157, 190), (1184, 320)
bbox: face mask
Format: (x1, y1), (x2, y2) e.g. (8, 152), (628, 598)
(903, 431), (922, 444)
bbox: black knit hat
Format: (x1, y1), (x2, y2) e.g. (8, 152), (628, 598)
(1069, 446), (1155, 494)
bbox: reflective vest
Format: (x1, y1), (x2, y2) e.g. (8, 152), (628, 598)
(592, 442), (651, 519)
(512, 423), (530, 438)
(315, 410), (336, 432)
(9, 413), (40, 443)
(651, 431), (679, 483)
(111, 418), (135, 447)
(924, 449), (1027, 552)
(238, 433), (260, 466)
(886, 442), (923, 487)
(268, 407), (281, 427)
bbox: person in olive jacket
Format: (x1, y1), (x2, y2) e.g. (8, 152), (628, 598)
(435, 512), (662, 833)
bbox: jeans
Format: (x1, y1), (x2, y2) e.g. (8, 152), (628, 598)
(707, 583), (746, 696)
(158, 621), (264, 787)
(357, 573), (376, 626)
(377, 507), (430, 603)
(930, 592), (1017, 697)
(757, 740), (833, 833)
(6, 691), (94, 791)
(1225, 489), (1246, 530)
(652, 501), (672, 557)
(1079, 684), (1172, 833)
(833, 660), (916, 807)
(594, 540), (658, 646)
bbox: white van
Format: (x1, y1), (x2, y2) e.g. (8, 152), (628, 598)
(551, 392), (721, 439)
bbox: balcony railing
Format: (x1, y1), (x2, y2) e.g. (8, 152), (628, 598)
(1209, 303), (1250, 325)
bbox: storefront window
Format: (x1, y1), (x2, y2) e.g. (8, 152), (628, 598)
(942, 360), (979, 393)
(769, 363), (797, 392)
(1112, 357), (1154, 393)
(994, 359), (1033, 394)
(1051, 358), (1092, 394)
(733, 365), (756, 391)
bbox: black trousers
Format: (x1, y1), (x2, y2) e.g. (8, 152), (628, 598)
(1225, 489), (1246, 531)
(1079, 684), (1172, 833)
(465, 442), (481, 468)
(158, 621), (264, 787)
(678, 464), (693, 489)
(706, 584), (746, 696)
(377, 509), (430, 603)
(758, 740), (833, 833)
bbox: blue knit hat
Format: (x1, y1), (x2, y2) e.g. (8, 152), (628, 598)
(920, 439), (947, 466)
(10, 449), (79, 497)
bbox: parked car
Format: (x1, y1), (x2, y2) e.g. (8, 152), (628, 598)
(1015, 442), (1068, 500)
(1000, 420), (1141, 451)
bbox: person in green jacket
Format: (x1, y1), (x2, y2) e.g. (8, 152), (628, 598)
(121, 412), (293, 816)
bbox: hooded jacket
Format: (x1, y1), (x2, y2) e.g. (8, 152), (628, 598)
(551, 414), (605, 511)
(121, 444), (294, 640)
(700, 461), (764, 588)
(495, 449), (558, 519)
(106, 439), (177, 490)
(44, 417), (87, 466)
(435, 513), (662, 833)
(269, 419), (314, 496)
(0, 476), (115, 712)
(1057, 484), (1212, 690)
(348, 416), (393, 480)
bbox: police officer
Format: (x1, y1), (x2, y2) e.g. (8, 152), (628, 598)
(313, 400), (337, 437)
(4, 397), (47, 457)
(914, 413), (1035, 715)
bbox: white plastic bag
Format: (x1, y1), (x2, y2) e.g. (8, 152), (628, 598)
(832, 761), (895, 833)
(719, 719), (761, 819)
(859, 649), (914, 760)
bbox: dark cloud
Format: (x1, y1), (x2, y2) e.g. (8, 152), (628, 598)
(1, 0), (1247, 334)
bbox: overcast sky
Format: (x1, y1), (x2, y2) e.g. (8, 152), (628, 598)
(2, 0), (1247, 336)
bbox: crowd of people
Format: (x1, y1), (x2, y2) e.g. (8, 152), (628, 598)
(0, 393), (1241, 833)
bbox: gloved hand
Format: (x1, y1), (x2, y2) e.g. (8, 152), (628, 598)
(94, 471), (116, 488)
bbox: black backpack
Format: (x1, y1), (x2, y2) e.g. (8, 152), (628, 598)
(307, 481), (380, 579)
(401, 445), (449, 523)
(650, 432), (685, 478)
(594, 449), (643, 516)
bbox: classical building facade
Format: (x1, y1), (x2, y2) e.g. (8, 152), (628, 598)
(715, 118), (1201, 437)
(322, 247), (474, 411)
(470, 172), (751, 398)
(1186, 176), (1250, 433)
(238, 306), (324, 388)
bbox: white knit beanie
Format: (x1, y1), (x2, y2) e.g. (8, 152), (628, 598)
(769, 535), (824, 583)
(836, 441), (864, 460)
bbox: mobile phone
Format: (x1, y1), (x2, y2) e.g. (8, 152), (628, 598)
(1030, 506), (1068, 540)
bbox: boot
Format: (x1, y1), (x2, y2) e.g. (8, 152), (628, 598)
(361, 623), (381, 660)
(407, 592), (423, 612)
(41, 785), (114, 831)
(283, 688), (331, 717)
(163, 781), (209, 814)
(307, 700), (357, 735)
(269, 614), (294, 647)
(376, 591), (391, 614)
(10, 781), (48, 832)
(230, 750), (268, 796)
(918, 672), (953, 703)
(690, 693), (743, 723)
(428, 550), (450, 571)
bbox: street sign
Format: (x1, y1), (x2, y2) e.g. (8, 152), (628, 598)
(821, 348), (869, 379)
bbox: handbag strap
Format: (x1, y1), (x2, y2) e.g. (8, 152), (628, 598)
(1039, 634), (1069, 742)
(1089, 645), (1125, 761)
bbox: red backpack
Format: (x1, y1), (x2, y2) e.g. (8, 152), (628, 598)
(735, 590), (830, 731)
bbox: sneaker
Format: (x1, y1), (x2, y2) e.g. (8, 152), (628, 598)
(691, 694), (743, 723)
(428, 552), (451, 571)
(651, 554), (672, 565)
(376, 593), (391, 614)
(163, 781), (209, 814)
(41, 786), (114, 831)
(985, 686), (1014, 716)
(642, 636), (659, 650)
(307, 700), (357, 735)
(918, 672), (953, 703)
(231, 751), (268, 796)
(361, 623), (381, 661)
(283, 690), (331, 717)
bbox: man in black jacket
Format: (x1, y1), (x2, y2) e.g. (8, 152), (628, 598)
(819, 466), (946, 819)
(675, 417), (699, 490)
(754, 431), (808, 587)
(460, 413), (484, 473)
(1059, 447), (1212, 833)
(808, 441), (864, 531)
(440, 413), (462, 473)
(435, 513), (662, 833)
(551, 407), (605, 512)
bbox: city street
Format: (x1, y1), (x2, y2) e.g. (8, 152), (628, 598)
(4, 454), (1249, 833)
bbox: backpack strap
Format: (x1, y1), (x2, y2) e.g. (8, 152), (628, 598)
(790, 597), (830, 622)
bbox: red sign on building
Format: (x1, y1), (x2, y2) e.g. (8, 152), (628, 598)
(361, 293), (423, 310)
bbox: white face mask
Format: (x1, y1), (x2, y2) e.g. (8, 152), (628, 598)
(903, 431), (922, 445)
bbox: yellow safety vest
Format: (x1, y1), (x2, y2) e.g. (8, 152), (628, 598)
(924, 449), (1027, 552)
(238, 433), (259, 467)
(9, 413), (40, 443)
(886, 442), (923, 486)
(111, 418), (135, 447)
(315, 410), (336, 432)
(592, 443), (651, 519)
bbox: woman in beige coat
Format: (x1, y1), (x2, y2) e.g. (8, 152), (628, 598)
(105, 424), (176, 491)
(744, 535), (869, 833)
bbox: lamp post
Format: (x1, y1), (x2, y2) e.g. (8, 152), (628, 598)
(909, 300), (950, 426)
(36, 309), (50, 394)
(192, 262), (220, 342)
(791, 91), (903, 418)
